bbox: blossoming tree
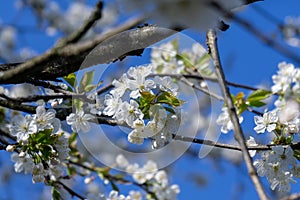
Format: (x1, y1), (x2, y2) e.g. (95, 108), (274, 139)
(0, 0), (300, 200)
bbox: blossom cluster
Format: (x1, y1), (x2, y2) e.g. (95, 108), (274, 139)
(251, 62), (300, 193)
(254, 146), (299, 193)
(215, 62), (300, 194)
(151, 39), (213, 76)
(254, 62), (300, 139)
(282, 16), (300, 47)
(102, 64), (182, 149)
(8, 102), (69, 183)
(114, 154), (180, 200)
(103, 190), (143, 200)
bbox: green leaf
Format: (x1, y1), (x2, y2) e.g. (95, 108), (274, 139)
(157, 92), (184, 107)
(52, 187), (61, 200)
(247, 89), (272, 102)
(171, 38), (179, 52)
(196, 53), (210, 67)
(237, 102), (248, 115)
(294, 149), (300, 161)
(84, 85), (97, 93)
(78, 70), (95, 93)
(177, 53), (193, 68)
(164, 106), (176, 114)
(67, 166), (76, 176)
(73, 99), (83, 111)
(247, 100), (266, 107)
(63, 73), (76, 87)
(139, 91), (156, 118)
(69, 132), (78, 145)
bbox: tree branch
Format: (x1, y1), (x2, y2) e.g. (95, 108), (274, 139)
(0, 17), (178, 83)
(206, 29), (269, 200)
(56, 181), (86, 200)
(281, 193), (300, 200)
(209, 2), (300, 64)
(59, 1), (103, 45)
(0, 1), (104, 83)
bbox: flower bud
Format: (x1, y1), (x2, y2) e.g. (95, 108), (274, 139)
(18, 151), (26, 158)
(6, 145), (15, 152)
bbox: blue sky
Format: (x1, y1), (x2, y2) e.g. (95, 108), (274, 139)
(1, 1), (300, 200)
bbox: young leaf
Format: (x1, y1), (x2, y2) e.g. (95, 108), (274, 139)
(78, 70), (95, 93)
(197, 53), (210, 67)
(157, 92), (184, 107)
(247, 100), (266, 107)
(73, 99), (83, 111)
(52, 186), (61, 200)
(69, 132), (78, 146)
(294, 149), (300, 161)
(247, 89), (272, 102)
(63, 73), (76, 87)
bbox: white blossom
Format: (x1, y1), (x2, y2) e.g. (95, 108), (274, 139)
(9, 115), (36, 142)
(151, 42), (184, 74)
(254, 110), (278, 133)
(115, 100), (144, 127)
(103, 94), (122, 117)
(216, 107), (243, 134)
(154, 76), (179, 96)
(11, 152), (34, 174)
(34, 104), (60, 132)
(254, 146), (297, 193)
(271, 62), (295, 94)
(66, 109), (94, 132)
(246, 136), (258, 157)
(111, 74), (129, 98)
(127, 65), (156, 98)
(116, 154), (129, 169)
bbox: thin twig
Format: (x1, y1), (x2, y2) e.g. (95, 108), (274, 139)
(206, 29), (269, 200)
(60, 1), (103, 45)
(209, 2), (300, 64)
(0, 1), (103, 83)
(178, 76), (224, 101)
(0, 98), (36, 114)
(151, 73), (261, 91)
(172, 134), (272, 151)
(8, 93), (94, 104)
(281, 193), (300, 200)
(68, 160), (157, 198)
(56, 181), (86, 200)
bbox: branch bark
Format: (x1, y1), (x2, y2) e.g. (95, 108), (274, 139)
(206, 29), (269, 200)
(0, 18), (177, 84)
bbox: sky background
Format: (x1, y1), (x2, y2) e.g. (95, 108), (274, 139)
(0, 0), (300, 200)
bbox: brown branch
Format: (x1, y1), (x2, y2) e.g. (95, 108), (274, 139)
(0, 17), (178, 83)
(0, 98), (36, 114)
(0, 1), (104, 83)
(56, 181), (86, 200)
(177, 76), (224, 100)
(7, 93), (94, 104)
(281, 193), (300, 200)
(68, 160), (158, 199)
(206, 29), (269, 200)
(60, 1), (103, 45)
(172, 134), (273, 151)
(151, 73), (262, 91)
